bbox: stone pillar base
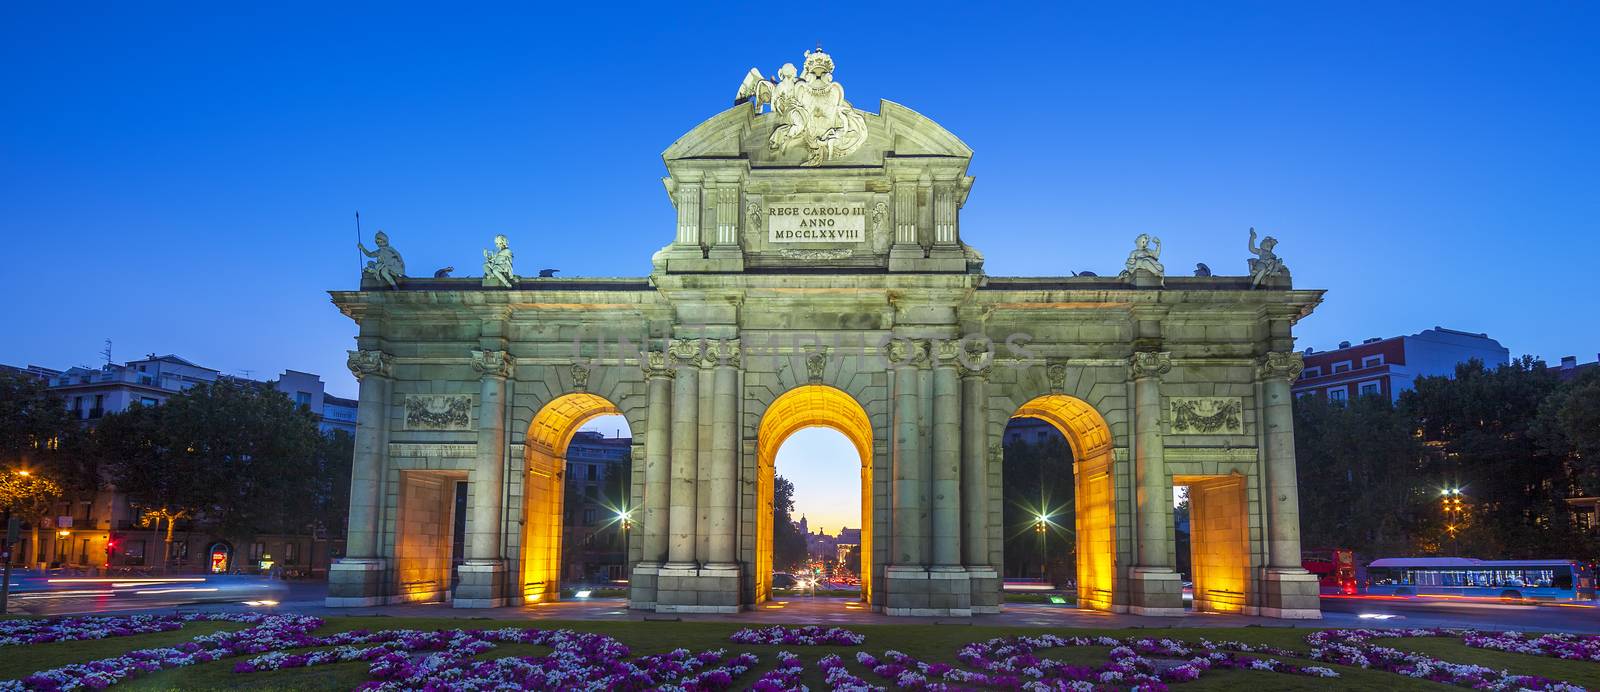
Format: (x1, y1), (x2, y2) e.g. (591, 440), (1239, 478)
(966, 566), (1001, 614)
(1127, 567), (1185, 617)
(325, 558), (389, 607)
(452, 561), (509, 608)
(629, 562), (660, 610)
(654, 563), (742, 613)
(1259, 568), (1322, 619)
(883, 565), (973, 616)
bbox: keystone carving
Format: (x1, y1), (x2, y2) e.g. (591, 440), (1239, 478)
(1129, 351), (1173, 380)
(470, 349), (514, 379)
(1046, 363), (1068, 393)
(346, 349), (392, 380)
(571, 361), (591, 391)
(1257, 351), (1305, 382)
(804, 346), (829, 384)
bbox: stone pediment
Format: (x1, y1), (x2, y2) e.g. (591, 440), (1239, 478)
(662, 99), (972, 167)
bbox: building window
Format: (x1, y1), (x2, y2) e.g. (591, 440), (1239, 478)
(1328, 388), (1349, 403)
(587, 465), (597, 481)
(1358, 381), (1382, 397)
(582, 507), (596, 525)
(1362, 355), (1384, 368)
(295, 391), (311, 407)
(284, 542), (298, 564)
(1331, 361), (1352, 374)
(1295, 390), (1315, 399)
(1301, 367), (1322, 380)
(140, 397), (158, 407)
(123, 540), (146, 566)
(250, 542), (265, 560)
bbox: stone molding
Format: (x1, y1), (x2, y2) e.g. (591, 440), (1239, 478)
(1128, 351), (1173, 380)
(346, 349), (392, 380)
(1164, 446), (1257, 464)
(1256, 351), (1305, 382)
(469, 349), (515, 379)
(387, 442), (478, 458)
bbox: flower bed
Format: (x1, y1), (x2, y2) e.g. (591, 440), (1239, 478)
(731, 625), (866, 646)
(1306, 628), (1585, 690)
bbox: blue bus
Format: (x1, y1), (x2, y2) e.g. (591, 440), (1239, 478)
(1365, 558), (1596, 601)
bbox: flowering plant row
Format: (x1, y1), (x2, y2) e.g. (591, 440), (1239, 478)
(1463, 630), (1600, 662)
(1305, 628), (1585, 691)
(0, 613), (270, 647)
(731, 626), (867, 646)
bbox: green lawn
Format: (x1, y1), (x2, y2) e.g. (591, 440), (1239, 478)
(2, 617), (1595, 690)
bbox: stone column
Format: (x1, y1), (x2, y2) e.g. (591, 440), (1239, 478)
(1128, 351), (1182, 616)
(456, 348), (511, 608)
(888, 339), (925, 567)
(706, 339), (740, 566)
(1257, 351), (1321, 618)
(930, 342), (962, 567)
(327, 349), (391, 607)
(959, 355), (999, 612)
(665, 339), (700, 567)
(639, 352), (675, 566)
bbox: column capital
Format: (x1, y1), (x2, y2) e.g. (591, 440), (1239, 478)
(884, 337), (930, 368)
(346, 349), (392, 380)
(1257, 351), (1305, 382)
(470, 349), (514, 379)
(1128, 351), (1172, 380)
(668, 338), (704, 368)
(641, 350), (677, 380)
(957, 344), (993, 379)
(708, 338), (741, 368)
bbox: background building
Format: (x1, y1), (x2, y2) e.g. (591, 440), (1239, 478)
(1292, 327), (1510, 403)
(560, 430), (632, 583)
(5, 353), (354, 575)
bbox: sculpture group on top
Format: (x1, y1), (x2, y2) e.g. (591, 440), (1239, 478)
(737, 48), (869, 166)
(357, 231), (406, 289)
(1108, 228), (1288, 287)
(355, 231), (525, 289)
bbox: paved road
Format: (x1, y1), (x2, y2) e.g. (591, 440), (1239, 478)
(13, 581), (1600, 634)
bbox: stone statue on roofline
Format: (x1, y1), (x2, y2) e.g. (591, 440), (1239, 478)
(357, 230), (406, 289)
(1247, 227), (1287, 288)
(482, 234), (517, 288)
(1118, 233), (1164, 284)
(736, 48), (869, 166)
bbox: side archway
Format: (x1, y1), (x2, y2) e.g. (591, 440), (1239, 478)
(1010, 394), (1116, 610)
(754, 385), (874, 604)
(521, 392), (622, 603)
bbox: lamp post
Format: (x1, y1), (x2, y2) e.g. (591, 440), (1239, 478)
(1034, 511), (1049, 583)
(1440, 488), (1465, 555)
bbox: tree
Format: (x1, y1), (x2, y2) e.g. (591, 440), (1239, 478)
(0, 468), (62, 566)
(772, 476), (807, 572)
(0, 372), (75, 467)
(842, 543), (861, 577)
(100, 380), (327, 551)
(1293, 392), (1430, 559)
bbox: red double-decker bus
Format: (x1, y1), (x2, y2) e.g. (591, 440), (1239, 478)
(1303, 548), (1358, 594)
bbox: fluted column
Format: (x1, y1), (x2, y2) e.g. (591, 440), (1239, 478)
(888, 339), (925, 566)
(1130, 351), (1172, 568)
(468, 349), (512, 563)
(640, 351), (675, 566)
(1258, 352), (1306, 569)
(343, 349), (391, 559)
(959, 357), (991, 566)
(930, 341), (962, 567)
(707, 339), (740, 566)
(666, 339), (701, 567)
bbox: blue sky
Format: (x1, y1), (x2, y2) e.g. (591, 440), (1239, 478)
(3, 3), (1596, 530)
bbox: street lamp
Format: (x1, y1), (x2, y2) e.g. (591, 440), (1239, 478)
(1035, 511), (1050, 582)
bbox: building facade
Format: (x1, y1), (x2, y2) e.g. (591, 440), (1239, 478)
(327, 50), (1325, 618)
(1292, 327), (1509, 403)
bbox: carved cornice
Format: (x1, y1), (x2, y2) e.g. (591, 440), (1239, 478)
(469, 349), (514, 379)
(346, 349), (392, 380)
(1128, 351), (1173, 380)
(1257, 351), (1305, 382)
(641, 350), (676, 380)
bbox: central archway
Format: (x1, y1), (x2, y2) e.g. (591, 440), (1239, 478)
(1010, 394), (1117, 611)
(755, 385), (873, 604)
(522, 392), (623, 604)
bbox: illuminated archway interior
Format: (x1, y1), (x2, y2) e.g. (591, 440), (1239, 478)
(521, 392), (621, 603)
(1010, 394), (1116, 611)
(755, 385), (873, 604)
(1177, 474), (1249, 613)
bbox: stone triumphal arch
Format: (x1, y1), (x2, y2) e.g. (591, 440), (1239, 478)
(327, 49), (1324, 618)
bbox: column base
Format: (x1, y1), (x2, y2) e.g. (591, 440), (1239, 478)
(452, 561), (509, 608)
(325, 558), (389, 607)
(1259, 567), (1322, 619)
(654, 563), (742, 613)
(1127, 567), (1185, 617)
(629, 562), (660, 610)
(883, 565), (973, 616)
(965, 566), (1001, 613)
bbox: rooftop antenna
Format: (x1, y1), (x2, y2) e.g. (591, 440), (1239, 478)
(240, 368), (255, 380)
(101, 339), (113, 367)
